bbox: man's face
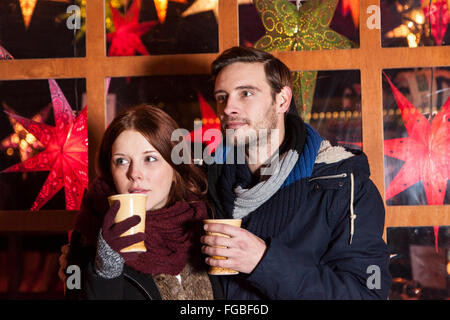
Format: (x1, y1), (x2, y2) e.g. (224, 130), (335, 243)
(213, 62), (279, 146)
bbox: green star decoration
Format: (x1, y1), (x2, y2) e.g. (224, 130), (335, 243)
(253, 0), (354, 121)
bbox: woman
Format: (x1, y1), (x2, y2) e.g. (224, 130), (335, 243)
(65, 104), (222, 300)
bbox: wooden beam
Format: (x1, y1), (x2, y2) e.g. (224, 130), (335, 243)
(0, 211), (77, 232)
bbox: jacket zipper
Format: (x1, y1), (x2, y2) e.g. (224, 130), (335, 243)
(123, 272), (153, 300)
(309, 173), (347, 181)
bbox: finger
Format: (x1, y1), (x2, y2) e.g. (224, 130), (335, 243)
(201, 235), (232, 248)
(103, 200), (121, 230)
(110, 215), (142, 238)
(59, 254), (68, 269)
(204, 223), (242, 237)
(58, 269), (67, 282)
(61, 243), (70, 254)
(113, 232), (146, 251)
(202, 245), (230, 258)
(205, 256), (234, 269)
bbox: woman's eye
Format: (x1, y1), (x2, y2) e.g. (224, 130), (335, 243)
(242, 91), (253, 97)
(114, 158), (128, 166)
(145, 156), (156, 163)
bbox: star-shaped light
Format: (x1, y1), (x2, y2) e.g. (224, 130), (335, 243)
(182, 0), (253, 20)
(184, 93), (221, 154)
(422, 0), (449, 45)
(153, 0), (188, 23)
(1, 79), (88, 211)
(1, 103), (51, 162)
(383, 73), (449, 206)
(19, 0), (72, 29)
(253, 0), (353, 120)
(19, 0), (37, 29)
(0, 45), (13, 60)
(341, 0), (359, 27)
(107, 0), (159, 56)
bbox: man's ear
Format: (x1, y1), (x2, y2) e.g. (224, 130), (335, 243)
(276, 86), (292, 114)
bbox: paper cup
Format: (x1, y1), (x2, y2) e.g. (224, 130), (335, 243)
(108, 193), (147, 253)
(203, 219), (242, 275)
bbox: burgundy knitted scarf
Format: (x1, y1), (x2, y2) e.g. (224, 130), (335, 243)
(74, 178), (208, 275)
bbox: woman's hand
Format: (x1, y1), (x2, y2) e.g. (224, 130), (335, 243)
(58, 243), (70, 283)
(101, 200), (146, 261)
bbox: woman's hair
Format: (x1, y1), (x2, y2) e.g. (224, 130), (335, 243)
(97, 104), (207, 206)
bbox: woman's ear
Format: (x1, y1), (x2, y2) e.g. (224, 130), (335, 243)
(276, 86), (292, 114)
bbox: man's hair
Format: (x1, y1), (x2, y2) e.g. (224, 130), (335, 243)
(211, 46), (292, 101)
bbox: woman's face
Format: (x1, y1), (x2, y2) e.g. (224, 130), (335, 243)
(110, 130), (174, 211)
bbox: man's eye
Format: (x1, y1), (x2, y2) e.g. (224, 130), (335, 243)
(216, 95), (227, 103)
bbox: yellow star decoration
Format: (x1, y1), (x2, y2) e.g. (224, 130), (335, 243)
(253, 0), (354, 121)
(19, 0), (37, 29)
(182, 0), (253, 20)
(153, 0), (188, 23)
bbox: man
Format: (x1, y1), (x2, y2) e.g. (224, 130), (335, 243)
(200, 46), (391, 299)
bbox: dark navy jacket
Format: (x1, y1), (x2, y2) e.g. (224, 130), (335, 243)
(207, 146), (392, 300)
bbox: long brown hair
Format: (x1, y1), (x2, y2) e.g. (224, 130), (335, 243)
(97, 104), (207, 206)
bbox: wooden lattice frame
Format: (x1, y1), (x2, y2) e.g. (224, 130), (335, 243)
(0, 0), (449, 233)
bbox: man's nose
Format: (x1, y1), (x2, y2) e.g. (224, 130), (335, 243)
(222, 96), (239, 116)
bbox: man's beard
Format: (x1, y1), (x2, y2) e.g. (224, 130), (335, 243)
(222, 105), (278, 148)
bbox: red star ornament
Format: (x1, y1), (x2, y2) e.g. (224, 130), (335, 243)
(422, 0), (450, 46)
(0, 45), (13, 60)
(1, 79), (88, 211)
(185, 93), (221, 154)
(107, 0), (159, 56)
(383, 73), (450, 205)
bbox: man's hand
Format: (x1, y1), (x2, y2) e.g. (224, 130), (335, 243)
(201, 223), (266, 274)
(58, 243), (70, 283)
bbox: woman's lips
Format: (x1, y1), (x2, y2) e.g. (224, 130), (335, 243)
(128, 189), (149, 194)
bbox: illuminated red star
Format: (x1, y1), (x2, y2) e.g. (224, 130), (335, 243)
(185, 93), (221, 154)
(107, 0), (159, 56)
(383, 73), (449, 205)
(422, 0), (449, 46)
(1, 103), (51, 162)
(341, 0), (359, 27)
(1, 79), (88, 211)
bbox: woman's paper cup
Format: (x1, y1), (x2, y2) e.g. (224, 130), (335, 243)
(108, 193), (147, 253)
(203, 219), (242, 275)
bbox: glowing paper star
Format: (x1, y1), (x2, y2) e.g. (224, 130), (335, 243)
(182, 0), (253, 20)
(19, 0), (37, 29)
(341, 0), (359, 27)
(19, 0), (71, 29)
(253, 0), (353, 120)
(1, 103), (51, 162)
(1, 79), (88, 211)
(383, 73), (449, 205)
(185, 93), (221, 154)
(107, 0), (159, 56)
(422, 0), (450, 45)
(0, 45), (13, 60)
(153, 0), (188, 23)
